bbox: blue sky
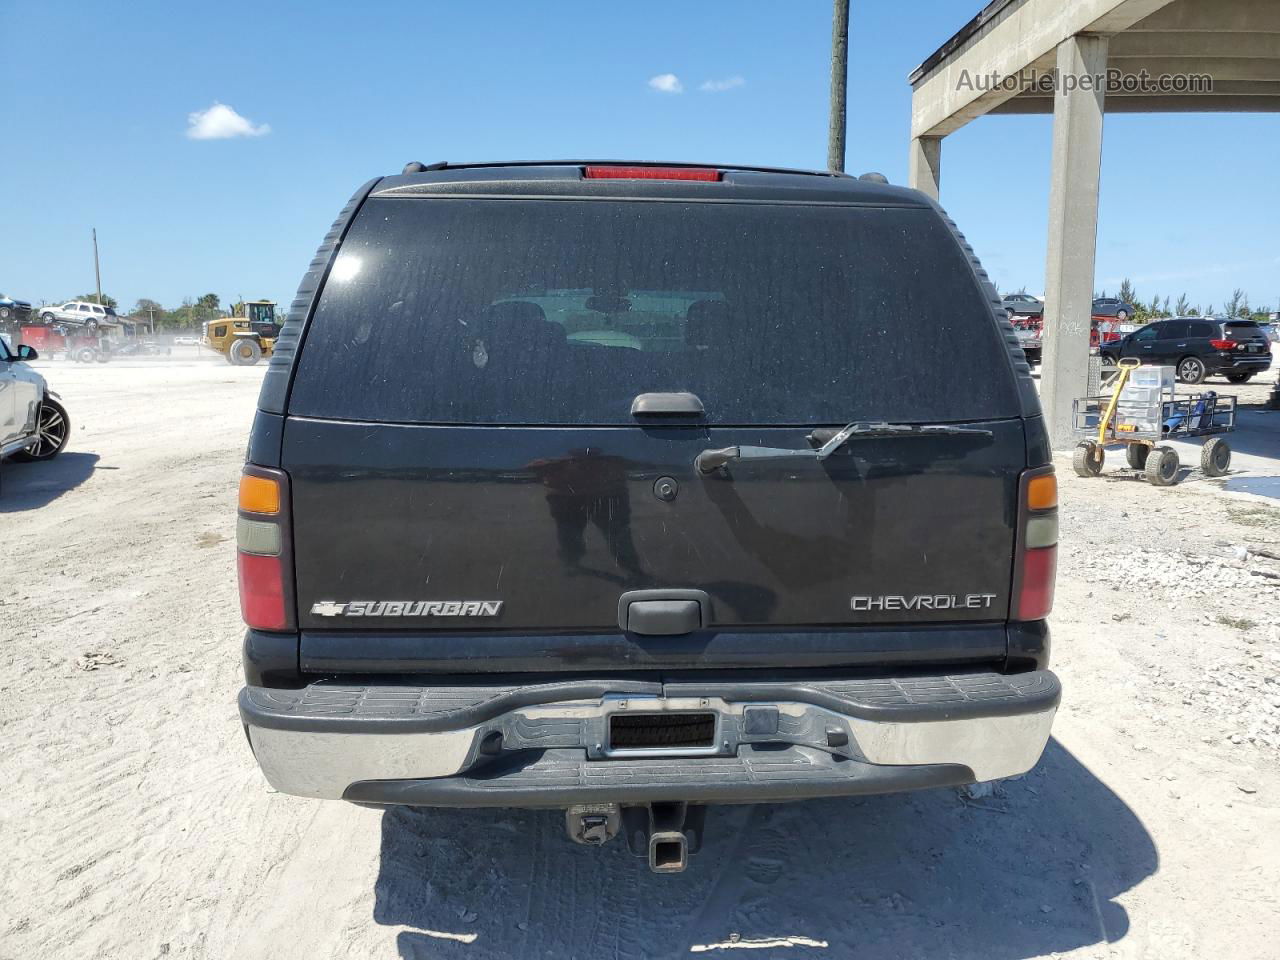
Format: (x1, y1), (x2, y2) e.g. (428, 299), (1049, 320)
(2, 0), (1277, 314)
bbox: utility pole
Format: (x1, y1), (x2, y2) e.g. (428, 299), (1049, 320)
(827, 0), (850, 172)
(92, 228), (103, 305)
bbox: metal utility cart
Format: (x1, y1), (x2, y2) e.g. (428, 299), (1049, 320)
(1071, 358), (1236, 486)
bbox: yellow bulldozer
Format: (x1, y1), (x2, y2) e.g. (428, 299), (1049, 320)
(202, 300), (281, 366)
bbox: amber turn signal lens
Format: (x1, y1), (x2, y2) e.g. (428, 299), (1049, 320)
(239, 474), (280, 515)
(1026, 473), (1057, 511)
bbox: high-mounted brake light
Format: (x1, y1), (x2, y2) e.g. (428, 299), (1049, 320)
(237, 467), (293, 631)
(583, 165), (722, 182)
(1013, 466), (1058, 621)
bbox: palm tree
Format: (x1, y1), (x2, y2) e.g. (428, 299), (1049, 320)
(1224, 289), (1245, 318)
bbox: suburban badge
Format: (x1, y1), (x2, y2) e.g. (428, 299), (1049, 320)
(310, 600), (504, 617)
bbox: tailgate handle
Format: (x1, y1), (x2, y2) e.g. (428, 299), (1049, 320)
(618, 589), (709, 635)
(631, 392), (704, 416)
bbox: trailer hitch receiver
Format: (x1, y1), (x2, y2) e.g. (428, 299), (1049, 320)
(622, 802), (706, 874)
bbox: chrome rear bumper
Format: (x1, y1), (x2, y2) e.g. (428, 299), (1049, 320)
(240, 671), (1059, 804)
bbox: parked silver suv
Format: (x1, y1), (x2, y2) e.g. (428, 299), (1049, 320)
(38, 300), (118, 332)
(0, 335), (69, 466)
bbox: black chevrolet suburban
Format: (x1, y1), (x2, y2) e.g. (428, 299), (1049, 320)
(237, 161), (1060, 872)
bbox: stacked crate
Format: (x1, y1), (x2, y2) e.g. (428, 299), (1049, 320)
(1114, 366), (1175, 435)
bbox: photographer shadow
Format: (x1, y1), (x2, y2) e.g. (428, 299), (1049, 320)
(371, 738), (1155, 959)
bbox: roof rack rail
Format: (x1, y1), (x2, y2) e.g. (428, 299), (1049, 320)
(398, 160), (853, 179)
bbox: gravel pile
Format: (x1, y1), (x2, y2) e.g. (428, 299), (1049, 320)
(1078, 544), (1280, 750)
(1087, 545), (1280, 598)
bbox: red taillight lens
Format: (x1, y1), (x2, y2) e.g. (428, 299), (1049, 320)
(1209, 338), (1235, 350)
(238, 552), (287, 630)
(1015, 547), (1057, 620)
(237, 466), (293, 631)
(583, 165), (721, 181)
(1014, 467), (1057, 621)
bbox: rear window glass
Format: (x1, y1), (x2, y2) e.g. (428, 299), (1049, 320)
(289, 198), (1020, 425)
(1225, 322), (1261, 335)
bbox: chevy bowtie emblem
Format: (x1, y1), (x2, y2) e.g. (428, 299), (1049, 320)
(310, 600), (504, 617)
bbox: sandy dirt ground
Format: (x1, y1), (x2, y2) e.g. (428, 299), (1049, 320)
(3, 359), (1279, 960)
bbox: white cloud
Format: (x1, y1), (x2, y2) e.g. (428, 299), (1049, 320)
(186, 103), (271, 140)
(648, 73), (683, 94)
(700, 75), (745, 93)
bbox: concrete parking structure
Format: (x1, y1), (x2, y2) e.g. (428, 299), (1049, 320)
(908, 0), (1280, 445)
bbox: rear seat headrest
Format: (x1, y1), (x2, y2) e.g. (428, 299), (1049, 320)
(481, 301), (566, 351)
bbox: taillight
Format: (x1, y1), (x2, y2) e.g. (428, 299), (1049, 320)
(237, 466), (293, 630)
(1013, 467), (1057, 620)
(238, 553), (286, 630)
(1209, 338), (1235, 350)
(583, 165), (721, 181)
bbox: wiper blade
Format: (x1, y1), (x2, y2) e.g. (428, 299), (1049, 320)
(694, 421), (994, 475)
(811, 421), (994, 445)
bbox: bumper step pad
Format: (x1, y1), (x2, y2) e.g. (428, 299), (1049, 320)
(243, 671), (1059, 732)
(343, 746), (972, 807)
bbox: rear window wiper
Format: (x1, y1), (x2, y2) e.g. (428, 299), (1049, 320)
(694, 421), (994, 475)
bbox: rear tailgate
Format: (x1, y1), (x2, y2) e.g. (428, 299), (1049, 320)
(281, 194), (1030, 648)
(285, 417), (1024, 631)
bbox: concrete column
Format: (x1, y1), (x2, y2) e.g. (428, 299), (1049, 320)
(1041, 33), (1108, 448)
(907, 136), (942, 199)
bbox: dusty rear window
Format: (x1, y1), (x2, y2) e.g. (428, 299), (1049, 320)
(289, 198), (1019, 425)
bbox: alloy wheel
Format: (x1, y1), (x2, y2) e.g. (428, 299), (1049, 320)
(32, 403), (68, 457)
